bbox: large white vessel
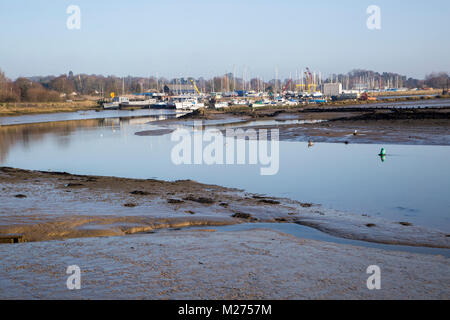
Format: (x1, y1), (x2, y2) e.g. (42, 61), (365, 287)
(121, 98), (157, 108)
(175, 98), (205, 110)
(103, 97), (129, 109)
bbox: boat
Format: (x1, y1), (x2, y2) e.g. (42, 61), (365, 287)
(312, 92), (323, 98)
(309, 98), (327, 104)
(232, 99), (249, 106)
(251, 99), (270, 107)
(214, 102), (229, 109)
(120, 98), (157, 108)
(103, 101), (119, 109)
(103, 97), (129, 109)
(152, 101), (170, 109)
(175, 98), (205, 110)
(285, 99), (299, 106)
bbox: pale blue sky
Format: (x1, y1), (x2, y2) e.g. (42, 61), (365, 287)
(0, 0), (449, 80)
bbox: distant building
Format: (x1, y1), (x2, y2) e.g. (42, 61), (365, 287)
(323, 83), (342, 97)
(164, 84), (196, 95)
(353, 83), (368, 91)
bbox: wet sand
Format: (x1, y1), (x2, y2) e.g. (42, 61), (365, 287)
(0, 229), (448, 299)
(1, 167), (449, 248)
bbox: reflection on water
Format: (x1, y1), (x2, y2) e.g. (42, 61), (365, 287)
(0, 112), (179, 162)
(0, 108), (187, 126)
(1, 115), (449, 232)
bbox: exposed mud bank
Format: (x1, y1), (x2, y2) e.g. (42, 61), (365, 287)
(171, 108), (450, 145)
(1, 167), (449, 248)
(134, 128), (175, 136)
(0, 229), (448, 299)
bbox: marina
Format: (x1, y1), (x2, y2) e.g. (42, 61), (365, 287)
(1, 0), (449, 303)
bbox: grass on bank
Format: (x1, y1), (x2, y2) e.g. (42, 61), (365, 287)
(0, 100), (101, 116)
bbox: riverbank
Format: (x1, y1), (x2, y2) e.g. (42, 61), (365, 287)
(1, 228), (448, 299)
(1, 167), (448, 248)
(371, 89), (442, 97)
(0, 101), (100, 117)
(1, 94), (448, 118)
(161, 106), (450, 145)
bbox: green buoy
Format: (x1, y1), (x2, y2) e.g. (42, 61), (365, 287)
(379, 148), (386, 156)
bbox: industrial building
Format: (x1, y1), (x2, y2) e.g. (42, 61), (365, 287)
(323, 83), (343, 97)
(164, 84), (197, 95)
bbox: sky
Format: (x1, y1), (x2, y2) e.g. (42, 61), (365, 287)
(0, 0), (449, 80)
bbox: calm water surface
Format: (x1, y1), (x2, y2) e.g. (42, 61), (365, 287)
(1, 112), (449, 232)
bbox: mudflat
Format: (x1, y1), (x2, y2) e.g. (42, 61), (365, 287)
(1, 167), (448, 248)
(159, 106), (450, 145)
(0, 228), (448, 299)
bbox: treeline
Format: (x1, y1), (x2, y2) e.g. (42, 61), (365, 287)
(0, 69), (171, 103)
(0, 69), (61, 102)
(424, 72), (450, 89)
(32, 71), (170, 97)
(326, 69), (450, 90)
(1, 68), (449, 103)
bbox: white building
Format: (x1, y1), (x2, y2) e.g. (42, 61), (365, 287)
(323, 83), (343, 97)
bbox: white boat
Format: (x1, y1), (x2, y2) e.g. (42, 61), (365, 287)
(285, 99), (299, 106)
(251, 99), (270, 107)
(121, 98), (157, 108)
(232, 100), (248, 106)
(103, 101), (120, 109)
(103, 97), (129, 109)
(175, 98), (205, 110)
(214, 102), (229, 109)
(312, 92), (323, 98)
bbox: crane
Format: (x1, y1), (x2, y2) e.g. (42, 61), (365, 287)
(306, 68), (313, 83)
(305, 68), (316, 93)
(282, 79), (292, 94)
(190, 79), (201, 96)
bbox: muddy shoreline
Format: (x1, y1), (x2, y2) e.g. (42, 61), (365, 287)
(157, 106), (450, 145)
(1, 167), (449, 249)
(1, 228), (449, 299)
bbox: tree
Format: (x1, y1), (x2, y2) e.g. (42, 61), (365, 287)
(425, 72), (449, 89)
(0, 68), (20, 102)
(49, 75), (75, 94)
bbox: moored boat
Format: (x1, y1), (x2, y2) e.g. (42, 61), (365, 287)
(175, 98), (205, 110)
(120, 98), (157, 108)
(214, 102), (229, 109)
(103, 97), (129, 109)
